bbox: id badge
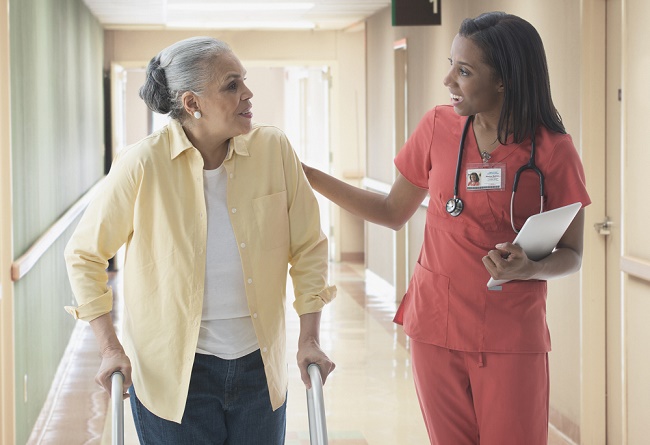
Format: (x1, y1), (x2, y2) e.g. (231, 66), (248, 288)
(466, 163), (506, 191)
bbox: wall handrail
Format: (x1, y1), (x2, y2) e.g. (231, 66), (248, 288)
(621, 255), (650, 283)
(11, 179), (104, 281)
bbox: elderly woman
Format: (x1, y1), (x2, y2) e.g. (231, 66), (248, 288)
(65, 36), (336, 444)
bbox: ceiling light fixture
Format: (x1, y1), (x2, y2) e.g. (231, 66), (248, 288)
(166, 2), (316, 12)
(166, 20), (317, 30)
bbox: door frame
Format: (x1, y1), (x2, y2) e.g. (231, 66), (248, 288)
(393, 38), (408, 300)
(579, 0), (607, 443)
(605, 0), (625, 443)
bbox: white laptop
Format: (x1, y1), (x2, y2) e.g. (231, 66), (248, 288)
(486, 202), (582, 288)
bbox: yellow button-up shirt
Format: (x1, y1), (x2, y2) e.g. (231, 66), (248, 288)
(65, 119), (336, 422)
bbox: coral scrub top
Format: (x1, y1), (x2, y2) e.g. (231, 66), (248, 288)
(394, 106), (591, 353)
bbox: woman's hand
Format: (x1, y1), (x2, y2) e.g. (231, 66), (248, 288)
(296, 311), (335, 388)
(482, 242), (539, 282)
(297, 337), (335, 389)
(483, 209), (585, 282)
(96, 347), (133, 400)
(89, 313), (132, 400)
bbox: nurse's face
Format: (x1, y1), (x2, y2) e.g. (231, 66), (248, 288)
(442, 34), (503, 117)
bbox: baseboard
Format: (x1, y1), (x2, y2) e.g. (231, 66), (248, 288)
(549, 407), (580, 445)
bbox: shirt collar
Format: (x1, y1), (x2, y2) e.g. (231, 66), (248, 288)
(226, 133), (250, 160)
(168, 118), (194, 160)
(168, 118), (251, 160)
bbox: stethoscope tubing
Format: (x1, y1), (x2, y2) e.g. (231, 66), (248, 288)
(447, 115), (545, 233)
(453, 116), (473, 198)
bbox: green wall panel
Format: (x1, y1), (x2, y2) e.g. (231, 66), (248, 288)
(13, 224), (80, 444)
(9, 0), (104, 442)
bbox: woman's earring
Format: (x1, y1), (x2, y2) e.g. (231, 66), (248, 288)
(193, 110), (202, 119)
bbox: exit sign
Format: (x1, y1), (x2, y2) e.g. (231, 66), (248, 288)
(392, 0), (441, 26)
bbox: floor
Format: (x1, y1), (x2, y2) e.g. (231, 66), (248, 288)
(27, 260), (572, 444)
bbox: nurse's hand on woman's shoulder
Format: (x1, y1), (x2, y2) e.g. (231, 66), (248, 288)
(482, 242), (540, 283)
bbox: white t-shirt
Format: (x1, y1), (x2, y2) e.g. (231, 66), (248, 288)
(196, 165), (259, 359)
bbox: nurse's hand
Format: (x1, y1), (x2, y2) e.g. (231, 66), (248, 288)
(482, 242), (540, 282)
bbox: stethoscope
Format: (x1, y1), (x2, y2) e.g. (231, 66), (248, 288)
(445, 115), (545, 233)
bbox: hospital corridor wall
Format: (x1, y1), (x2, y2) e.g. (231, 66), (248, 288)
(0, 0), (105, 444)
(1, 0), (650, 444)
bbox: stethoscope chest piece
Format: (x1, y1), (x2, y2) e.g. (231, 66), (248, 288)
(446, 197), (463, 217)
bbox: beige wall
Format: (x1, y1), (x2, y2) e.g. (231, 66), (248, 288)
(332, 29), (366, 259)
(124, 69), (149, 145)
(105, 30), (340, 68)
(244, 66), (286, 130)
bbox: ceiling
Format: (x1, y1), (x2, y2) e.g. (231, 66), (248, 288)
(82, 0), (392, 31)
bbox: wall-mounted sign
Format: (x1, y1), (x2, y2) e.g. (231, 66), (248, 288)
(392, 0), (441, 26)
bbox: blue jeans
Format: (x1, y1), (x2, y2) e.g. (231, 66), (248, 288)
(129, 350), (287, 445)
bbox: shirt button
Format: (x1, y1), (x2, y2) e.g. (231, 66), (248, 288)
(198, 248), (204, 255)
(229, 173), (234, 179)
(199, 212), (204, 219)
(247, 278), (253, 284)
(240, 242), (246, 248)
(253, 313), (258, 319)
(231, 208), (237, 214)
(262, 347), (268, 353)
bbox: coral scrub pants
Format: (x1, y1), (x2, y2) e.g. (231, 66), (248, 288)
(410, 339), (549, 445)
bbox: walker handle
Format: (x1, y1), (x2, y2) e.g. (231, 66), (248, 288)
(111, 372), (124, 445)
(306, 363), (328, 445)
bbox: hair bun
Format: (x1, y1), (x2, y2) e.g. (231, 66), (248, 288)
(139, 56), (172, 114)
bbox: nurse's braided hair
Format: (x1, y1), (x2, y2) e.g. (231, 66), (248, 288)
(139, 37), (231, 121)
(459, 12), (565, 144)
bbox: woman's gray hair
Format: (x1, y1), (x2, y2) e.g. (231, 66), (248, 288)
(139, 36), (232, 120)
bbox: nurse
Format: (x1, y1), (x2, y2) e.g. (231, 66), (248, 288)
(302, 11), (590, 445)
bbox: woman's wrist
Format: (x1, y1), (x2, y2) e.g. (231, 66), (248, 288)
(100, 344), (126, 358)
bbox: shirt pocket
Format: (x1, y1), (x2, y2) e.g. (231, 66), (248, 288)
(483, 280), (550, 351)
(400, 262), (450, 344)
(252, 191), (290, 251)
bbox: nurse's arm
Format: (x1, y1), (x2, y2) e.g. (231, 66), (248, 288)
(302, 165), (428, 231)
